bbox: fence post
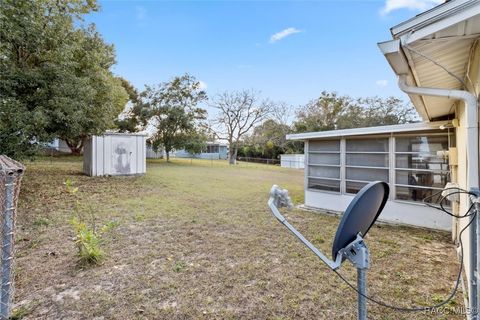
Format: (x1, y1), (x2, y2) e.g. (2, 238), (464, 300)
(0, 156), (25, 319)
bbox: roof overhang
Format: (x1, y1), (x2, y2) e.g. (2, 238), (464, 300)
(378, 0), (480, 121)
(286, 121), (450, 141)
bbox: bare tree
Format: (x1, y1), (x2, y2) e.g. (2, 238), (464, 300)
(272, 101), (294, 126)
(211, 90), (273, 164)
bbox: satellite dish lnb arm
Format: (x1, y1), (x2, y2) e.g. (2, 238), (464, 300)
(268, 185), (341, 270)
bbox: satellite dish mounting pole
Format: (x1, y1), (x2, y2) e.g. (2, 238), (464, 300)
(358, 268), (367, 320)
(341, 234), (370, 320)
(269, 182), (389, 319)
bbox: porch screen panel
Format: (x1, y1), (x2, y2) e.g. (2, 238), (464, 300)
(345, 138), (389, 194)
(394, 135), (450, 204)
(307, 140), (340, 192)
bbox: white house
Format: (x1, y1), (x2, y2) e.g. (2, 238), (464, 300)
(172, 142), (228, 160)
(288, 0), (480, 314)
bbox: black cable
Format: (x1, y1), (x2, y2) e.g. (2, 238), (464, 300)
(425, 190), (476, 218)
(331, 191), (477, 312)
(423, 188), (476, 217)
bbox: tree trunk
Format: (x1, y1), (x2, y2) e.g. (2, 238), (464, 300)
(228, 144), (237, 165)
(65, 139), (84, 155)
(70, 147), (82, 156)
(166, 151), (170, 162)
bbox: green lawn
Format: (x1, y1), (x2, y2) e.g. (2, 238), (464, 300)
(14, 157), (463, 319)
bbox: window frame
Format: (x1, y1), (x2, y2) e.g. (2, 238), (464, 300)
(306, 139), (341, 194)
(344, 136), (390, 195)
(305, 132), (452, 205)
(392, 133), (450, 205)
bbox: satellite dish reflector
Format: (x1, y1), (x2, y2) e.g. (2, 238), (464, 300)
(332, 181), (389, 259)
(268, 181), (389, 320)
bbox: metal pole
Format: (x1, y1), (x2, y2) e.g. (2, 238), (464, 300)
(1, 175), (15, 319)
(474, 190), (480, 320)
(470, 211), (478, 320)
(470, 189), (480, 320)
(357, 268), (367, 320)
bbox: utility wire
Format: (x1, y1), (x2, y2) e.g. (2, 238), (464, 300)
(403, 44), (466, 87)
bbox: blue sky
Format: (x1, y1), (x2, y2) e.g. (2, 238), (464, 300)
(85, 0), (442, 108)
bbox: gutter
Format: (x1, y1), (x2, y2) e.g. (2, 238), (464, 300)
(398, 74), (479, 319)
(398, 75), (478, 188)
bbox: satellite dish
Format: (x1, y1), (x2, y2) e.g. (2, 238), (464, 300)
(268, 181), (389, 320)
(332, 181), (389, 259)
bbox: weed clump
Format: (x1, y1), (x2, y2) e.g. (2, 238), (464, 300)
(70, 216), (104, 265)
(65, 179), (118, 266)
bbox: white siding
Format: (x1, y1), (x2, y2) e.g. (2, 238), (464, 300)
(305, 190), (451, 231)
(83, 133), (147, 176)
(280, 154), (305, 169)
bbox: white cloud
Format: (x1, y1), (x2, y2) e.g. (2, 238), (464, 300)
(376, 80), (388, 87)
(380, 0), (443, 15)
(198, 81), (208, 90)
(269, 27), (303, 43)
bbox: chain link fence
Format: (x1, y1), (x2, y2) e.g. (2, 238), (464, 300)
(237, 156), (304, 169)
(0, 156), (25, 319)
(237, 157), (280, 166)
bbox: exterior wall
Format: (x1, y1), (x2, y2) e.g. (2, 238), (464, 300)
(305, 190), (451, 231)
(455, 40), (480, 283)
(58, 140), (71, 153)
(83, 134), (147, 176)
(173, 150), (220, 160)
(45, 139), (74, 153)
(172, 145), (228, 160)
(280, 154), (305, 169)
(146, 146), (164, 159)
(302, 131), (453, 231)
(218, 146), (228, 160)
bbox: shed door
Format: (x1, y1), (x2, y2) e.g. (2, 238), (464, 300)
(111, 136), (134, 175)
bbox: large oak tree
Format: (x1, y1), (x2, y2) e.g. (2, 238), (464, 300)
(0, 0), (128, 158)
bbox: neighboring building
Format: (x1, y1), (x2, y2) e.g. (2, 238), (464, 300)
(172, 142), (228, 160)
(45, 139), (75, 154)
(83, 133), (147, 176)
(289, 0), (480, 313)
(280, 154), (305, 169)
(146, 145), (164, 159)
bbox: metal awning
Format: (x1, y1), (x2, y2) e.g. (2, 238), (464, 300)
(378, 0), (480, 121)
(286, 121), (450, 140)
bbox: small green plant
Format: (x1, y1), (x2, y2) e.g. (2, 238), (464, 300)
(100, 220), (120, 233)
(10, 305), (30, 319)
(172, 261), (187, 272)
(133, 212), (145, 222)
(313, 234), (325, 244)
(65, 179), (104, 266)
(33, 217), (50, 227)
(70, 217), (104, 265)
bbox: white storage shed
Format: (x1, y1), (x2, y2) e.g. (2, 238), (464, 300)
(83, 133), (147, 176)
